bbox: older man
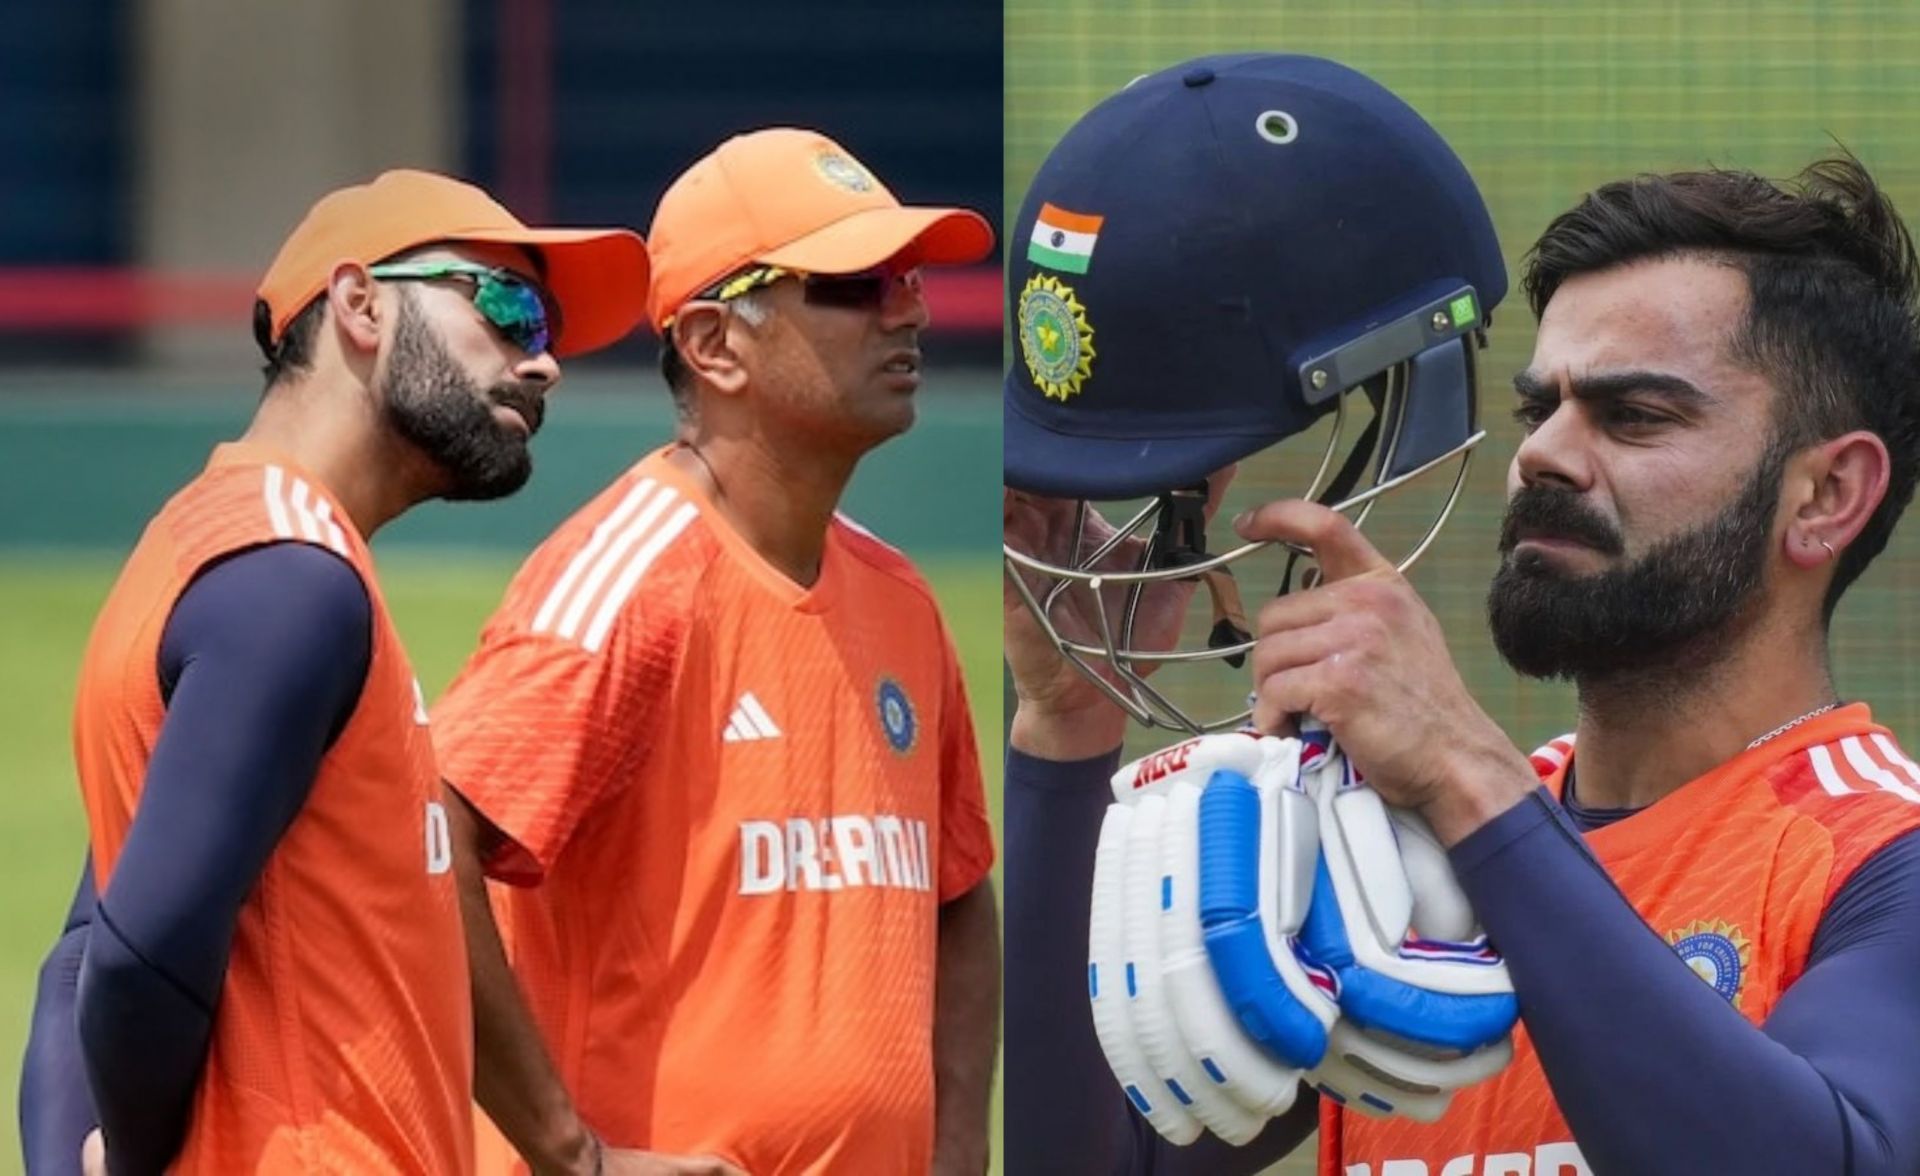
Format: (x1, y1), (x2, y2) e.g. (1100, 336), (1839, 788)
(18, 170), (649, 1175)
(434, 129), (1000, 1176)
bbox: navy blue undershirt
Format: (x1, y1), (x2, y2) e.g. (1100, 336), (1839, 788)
(19, 858), (97, 1175)
(1004, 743), (1920, 1175)
(18, 542), (370, 1175)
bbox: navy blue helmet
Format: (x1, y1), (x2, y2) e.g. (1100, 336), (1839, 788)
(1003, 54), (1506, 732)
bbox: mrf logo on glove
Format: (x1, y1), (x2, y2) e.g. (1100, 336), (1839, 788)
(1122, 732), (1258, 796)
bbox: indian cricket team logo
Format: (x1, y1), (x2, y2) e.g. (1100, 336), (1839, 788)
(813, 150), (875, 193)
(1668, 919), (1751, 1005)
(1018, 274), (1096, 401)
(875, 677), (918, 754)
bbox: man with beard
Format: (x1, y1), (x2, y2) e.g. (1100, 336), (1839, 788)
(428, 129), (1000, 1176)
(1229, 155), (1920, 1172)
(17, 170), (648, 1175)
(1006, 149), (1920, 1173)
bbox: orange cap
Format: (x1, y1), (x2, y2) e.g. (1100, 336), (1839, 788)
(645, 128), (995, 330)
(255, 169), (650, 357)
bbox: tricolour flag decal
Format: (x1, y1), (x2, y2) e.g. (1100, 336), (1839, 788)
(1028, 203), (1104, 274)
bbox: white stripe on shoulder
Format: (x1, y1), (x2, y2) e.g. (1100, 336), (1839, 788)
(1873, 734), (1920, 790)
(581, 501), (699, 653)
(262, 466), (295, 539)
(1528, 734), (1575, 771)
(286, 476), (325, 543)
(1840, 736), (1920, 804)
(309, 496), (350, 556)
(1808, 744), (1857, 797)
(1806, 737), (1920, 805)
(555, 485), (681, 641)
(532, 477), (659, 634)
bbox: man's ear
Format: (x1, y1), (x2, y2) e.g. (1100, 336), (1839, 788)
(672, 304), (750, 397)
(326, 261), (383, 357)
(1783, 429), (1890, 570)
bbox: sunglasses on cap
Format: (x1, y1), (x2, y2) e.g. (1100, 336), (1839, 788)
(367, 260), (560, 356)
(698, 260), (923, 313)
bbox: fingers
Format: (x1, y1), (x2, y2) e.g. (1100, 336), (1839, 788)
(1252, 661), (1326, 736)
(1248, 620), (1348, 685)
(81, 1129), (106, 1176)
(1233, 500), (1394, 582)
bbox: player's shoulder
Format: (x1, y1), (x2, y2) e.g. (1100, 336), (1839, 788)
(159, 456), (358, 572)
(1528, 733), (1576, 782)
(831, 510), (941, 612)
(489, 460), (719, 654)
(1762, 725), (1920, 891)
(1767, 726), (1920, 821)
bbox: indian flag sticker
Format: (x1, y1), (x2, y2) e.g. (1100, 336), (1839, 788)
(1028, 203), (1104, 274)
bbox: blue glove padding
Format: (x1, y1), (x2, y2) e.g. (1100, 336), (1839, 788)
(1297, 729), (1519, 1120)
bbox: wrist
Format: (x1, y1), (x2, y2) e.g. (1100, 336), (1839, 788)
(1419, 734), (1537, 848)
(527, 1120), (600, 1176)
(1009, 698), (1128, 762)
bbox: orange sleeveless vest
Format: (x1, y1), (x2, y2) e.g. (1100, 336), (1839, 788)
(73, 443), (472, 1174)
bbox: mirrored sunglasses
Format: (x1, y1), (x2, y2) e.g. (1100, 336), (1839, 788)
(367, 260), (558, 356)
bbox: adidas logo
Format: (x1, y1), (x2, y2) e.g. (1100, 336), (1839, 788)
(723, 693), (782, 743)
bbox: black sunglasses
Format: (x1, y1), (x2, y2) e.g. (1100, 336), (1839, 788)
(699, 262), (923, 313)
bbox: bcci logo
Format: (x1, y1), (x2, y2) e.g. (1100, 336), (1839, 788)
(876, 677), (917, 755)
(813, 150), (875, 193)
(1668, 919), (1750, 1006)
(1018, 274), (1096, 401)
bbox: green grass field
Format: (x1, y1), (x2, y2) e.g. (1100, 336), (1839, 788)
(0, 551), (1004, 1174)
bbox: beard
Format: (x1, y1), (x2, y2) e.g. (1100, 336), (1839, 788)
(381, 292), (543, 501)
(1486, 439), (1790, 684)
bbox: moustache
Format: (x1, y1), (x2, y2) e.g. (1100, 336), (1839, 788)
(1498, 486), (1625, 557)
(490, 383), (546, 437)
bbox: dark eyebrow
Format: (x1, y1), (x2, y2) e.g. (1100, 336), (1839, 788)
(1512, 369), (1713, 408)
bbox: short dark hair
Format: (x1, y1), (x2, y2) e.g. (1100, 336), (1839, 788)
(254, 296), (327, 388)
(1522, 153), (1920, 617)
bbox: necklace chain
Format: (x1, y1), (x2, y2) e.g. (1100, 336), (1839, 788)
(1746, 703), (1840, 751)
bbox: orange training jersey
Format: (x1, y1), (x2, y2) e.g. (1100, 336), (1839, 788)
(1323, 704), (1920, 1175)
(433, 447), (996, 1176)
(72, 443), (473, 1174)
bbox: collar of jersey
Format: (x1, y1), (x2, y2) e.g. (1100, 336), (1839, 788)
(1560, 703), (1880, 863)
(643, 445), (844, 614)
(206, 440), (368, 558)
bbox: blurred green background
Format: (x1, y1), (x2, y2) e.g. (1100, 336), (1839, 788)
(0, 380), (1004, 1172)
(1006, 1), (1920, 1171)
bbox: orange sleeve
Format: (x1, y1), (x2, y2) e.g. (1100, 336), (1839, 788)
(433, 614), (682, 884)
(935, 630), (995, 901)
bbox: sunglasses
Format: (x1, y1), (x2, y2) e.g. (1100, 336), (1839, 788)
(367, 260), (559, 356)
(700, 261), (923, 313)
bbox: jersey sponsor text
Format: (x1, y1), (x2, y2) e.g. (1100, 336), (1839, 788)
(738, 814), (933, 894)
(1346, 1141), (1590, 1176)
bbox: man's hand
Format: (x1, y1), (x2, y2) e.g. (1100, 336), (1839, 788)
(1003, 468), (1234, 758)
(600, 1146), (747, 1176)
(81, 1128), (105, 1176)
(1234, 501), (1534, 844)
